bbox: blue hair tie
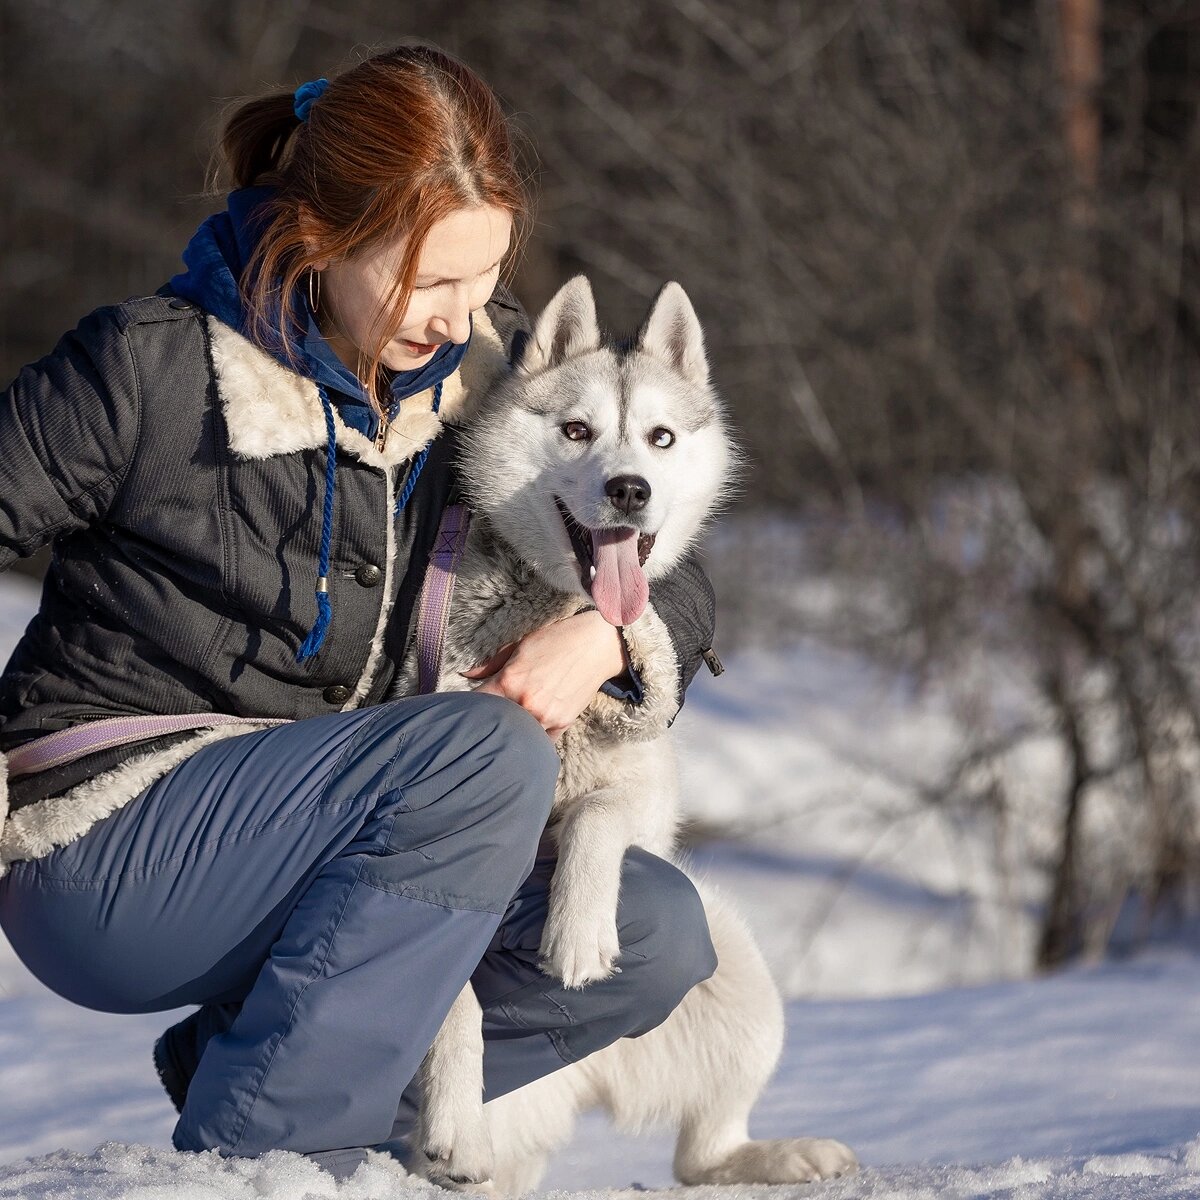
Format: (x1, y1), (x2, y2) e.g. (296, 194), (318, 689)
(293, 77), (330, 122)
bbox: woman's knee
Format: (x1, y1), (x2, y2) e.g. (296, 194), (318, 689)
(415, 692), (558, 834)
(616, 849), (718, 1024)
(322, 693), (559, 894)
(328, 692), (558, 830)
(456, 692), (561, 797)
(426, 693), (559, 845)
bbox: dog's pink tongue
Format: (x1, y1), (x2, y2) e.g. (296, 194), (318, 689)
(590, 528), (648, 626)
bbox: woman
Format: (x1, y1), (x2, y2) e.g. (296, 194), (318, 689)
(0, 46), (718, 1180)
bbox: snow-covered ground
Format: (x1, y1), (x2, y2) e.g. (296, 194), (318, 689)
(3, 947), (1200, 1198)
(2, 571), (1199, 1198)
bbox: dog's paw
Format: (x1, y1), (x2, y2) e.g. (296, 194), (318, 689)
(416, 1139), (497, 1195)
(539, 912), (621, 989)
(414, 1114), (496, 1194)
(682, 1137), (859, 1185)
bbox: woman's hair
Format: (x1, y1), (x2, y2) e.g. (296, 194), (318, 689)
(217, 44), (529, 403)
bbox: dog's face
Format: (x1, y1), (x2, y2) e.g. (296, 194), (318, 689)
(460, 276), (735, 626)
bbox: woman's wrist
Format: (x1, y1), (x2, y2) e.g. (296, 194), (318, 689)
(570, 608), (628, 687)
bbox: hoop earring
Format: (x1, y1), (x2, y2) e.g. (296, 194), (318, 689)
(307, 269), (321, 314)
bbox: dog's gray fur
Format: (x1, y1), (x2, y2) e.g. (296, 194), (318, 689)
(388, 277), (856, 1193)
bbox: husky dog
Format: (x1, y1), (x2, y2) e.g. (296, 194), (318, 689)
(389, 277), (857, 1193)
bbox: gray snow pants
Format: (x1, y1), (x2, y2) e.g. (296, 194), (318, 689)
(0, 693), (716, 1169)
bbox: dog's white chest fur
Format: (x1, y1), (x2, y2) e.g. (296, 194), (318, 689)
(393, 517), (680, 860)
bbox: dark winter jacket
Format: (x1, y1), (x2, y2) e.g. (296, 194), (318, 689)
(0, 285), (717, 871)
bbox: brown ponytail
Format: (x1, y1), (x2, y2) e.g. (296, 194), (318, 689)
(220, 93), (303, 190)
(215, 45), (529, 406)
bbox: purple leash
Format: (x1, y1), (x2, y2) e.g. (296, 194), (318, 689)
(416, 503), (472, 694)
(5, 713), (290, 780)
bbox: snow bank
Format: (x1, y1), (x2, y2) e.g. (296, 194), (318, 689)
(1, 1140), (1199, 1199)
(4, 943), (1200, 1197)
(0, 1141), (422, 1198)
(672, 641), (1054, 997)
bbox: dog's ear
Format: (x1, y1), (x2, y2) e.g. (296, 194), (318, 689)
(516, 276), (601, 375)
(636, 282), (709, 390)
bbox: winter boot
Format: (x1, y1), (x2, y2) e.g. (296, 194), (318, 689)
(152, 1010), (202, 1114)
(152, 1001), (242, 1114)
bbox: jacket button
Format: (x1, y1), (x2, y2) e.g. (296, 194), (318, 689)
(168, 298), (193, 310)
(323, 684), (351, 705)
(355, 563), (383, 587)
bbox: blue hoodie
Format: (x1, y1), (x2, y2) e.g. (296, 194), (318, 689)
(167, 187), (470, 661)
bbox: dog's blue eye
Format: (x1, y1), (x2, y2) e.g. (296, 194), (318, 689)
(563, 421), (591, 442)
(650, 427), (675, 449)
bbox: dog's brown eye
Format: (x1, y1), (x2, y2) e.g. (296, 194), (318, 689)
(563, 421), (591, 442)
(650, 427), (675, 449)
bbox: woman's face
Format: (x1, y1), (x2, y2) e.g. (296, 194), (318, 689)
(317, 203), (512, 375)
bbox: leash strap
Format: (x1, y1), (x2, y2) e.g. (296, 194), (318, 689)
(416, 502), (472, 694)
(6, 713), (291, 780)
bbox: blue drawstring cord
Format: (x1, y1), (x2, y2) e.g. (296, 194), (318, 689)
(296, 379), (444, 662)
(296, 384), (338, 662)
(395, 381), (443, 514)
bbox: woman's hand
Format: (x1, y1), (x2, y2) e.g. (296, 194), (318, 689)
(464, 610), (627, 739)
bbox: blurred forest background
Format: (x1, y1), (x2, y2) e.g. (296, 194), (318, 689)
(3, 0), (1200, 978)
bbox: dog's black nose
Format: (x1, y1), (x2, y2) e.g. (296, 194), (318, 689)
(605, 475), (652, 515)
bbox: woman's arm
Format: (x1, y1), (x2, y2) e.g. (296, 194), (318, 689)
(646, 550), (718, 702)
(0, 306), (142, 571)
(467, 552), (718, 739)
(466, 610), (625, 739)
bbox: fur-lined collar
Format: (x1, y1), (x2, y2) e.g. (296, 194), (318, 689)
(208, 307), (509, 470)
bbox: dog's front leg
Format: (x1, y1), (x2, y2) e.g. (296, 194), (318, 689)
(540, 788), (642, 989)
(414, 983), (495, 1193)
